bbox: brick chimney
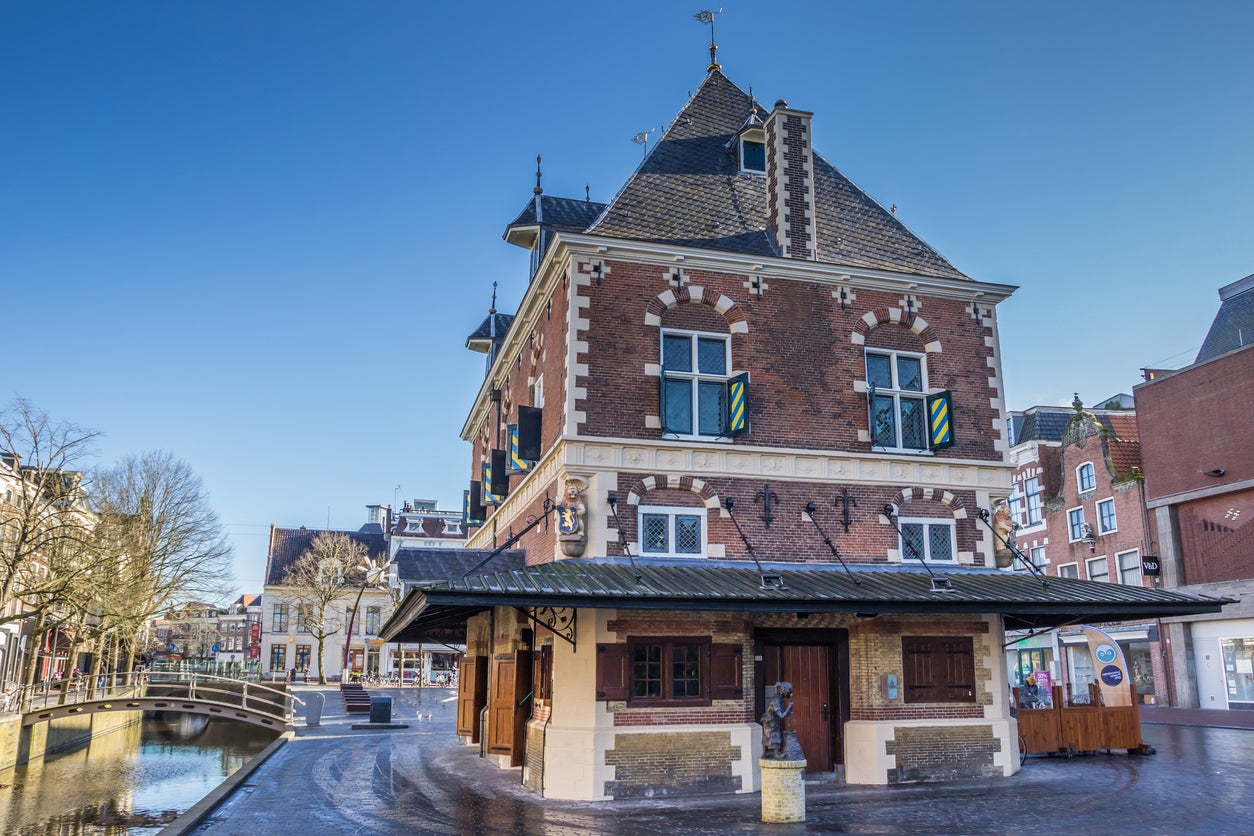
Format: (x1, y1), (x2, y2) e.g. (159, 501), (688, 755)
(765, 100), (817, 260)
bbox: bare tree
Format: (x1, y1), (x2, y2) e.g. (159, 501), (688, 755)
(280, 532), (386, 684)
(0, 397), (101, 685)
(91, 451), (233, 670)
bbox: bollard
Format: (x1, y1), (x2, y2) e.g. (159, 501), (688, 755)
(760, 757), (807, 823)
(369, 695), (392, 724)
(304, 691), (325, 726)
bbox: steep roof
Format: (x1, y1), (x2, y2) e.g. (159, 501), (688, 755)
(586, 70), (967, 280)
(1196, 274), (1254, 363)
(507, 195), (607, 231)
(392, 547), (525, 584)
(265, 525), (388, 586)
(1102, 413), (1141, 476)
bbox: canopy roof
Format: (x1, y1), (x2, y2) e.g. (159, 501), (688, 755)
(380, 558), (1230, 643)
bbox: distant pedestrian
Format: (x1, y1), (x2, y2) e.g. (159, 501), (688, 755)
(289, 667), (296, 683)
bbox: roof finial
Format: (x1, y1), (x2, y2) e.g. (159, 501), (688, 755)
(533, 154), (543, 196)
(694, 8), (723, 72)
(585, 183), (590, 202)
(489, 281), (498, 315)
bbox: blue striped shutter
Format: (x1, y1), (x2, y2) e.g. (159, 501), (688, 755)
(927, 390), (955, 449)
(725, 372), (750, 437)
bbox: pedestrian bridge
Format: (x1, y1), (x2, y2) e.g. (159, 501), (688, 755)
(11, 672), (298, 731)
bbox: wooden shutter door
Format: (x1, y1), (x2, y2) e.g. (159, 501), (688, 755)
(488, 655), (516, 754)
(457, 655), (488, 741)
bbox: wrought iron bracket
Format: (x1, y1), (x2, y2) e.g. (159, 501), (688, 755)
(755, 483), (779, 528)
(525, 606), (577, 650)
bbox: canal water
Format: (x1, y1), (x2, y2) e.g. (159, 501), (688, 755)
(0, 714), (278, 835)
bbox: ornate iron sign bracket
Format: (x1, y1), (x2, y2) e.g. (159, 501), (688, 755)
(527, 606), (577, 650)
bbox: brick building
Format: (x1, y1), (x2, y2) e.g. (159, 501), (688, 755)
(1137, 274), (1254, 710)
(1005, 399), (1166, 704)
(383, 65), (1224, 799)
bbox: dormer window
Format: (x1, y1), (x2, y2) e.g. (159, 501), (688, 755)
(740, 136), (765, 173)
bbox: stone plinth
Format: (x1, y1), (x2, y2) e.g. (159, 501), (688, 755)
(760, 758), (807, 823)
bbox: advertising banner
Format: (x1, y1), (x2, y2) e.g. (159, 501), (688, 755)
(1083, 625), (1132, 707)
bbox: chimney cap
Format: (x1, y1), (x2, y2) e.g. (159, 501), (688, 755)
(774, 99), (788, 109)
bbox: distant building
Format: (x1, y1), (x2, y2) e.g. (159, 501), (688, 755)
(1136, 274), (1254, 710)
(388, 499), (468, 557)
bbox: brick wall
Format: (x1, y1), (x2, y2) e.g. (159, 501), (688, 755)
(604, 731), (742, 798)
(885, 725), (1001, 783)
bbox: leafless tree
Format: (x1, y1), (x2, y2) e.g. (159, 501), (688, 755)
(0, 397), (101, 684)
(280, 532), (385, 684)
(91, 451), (233, 670)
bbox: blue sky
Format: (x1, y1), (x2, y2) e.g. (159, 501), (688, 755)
(4, 2), (1252, 597)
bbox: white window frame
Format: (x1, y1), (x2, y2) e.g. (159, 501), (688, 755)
(1077, 462), (1096, 494)
(1117, 549), (1142, 585)
(896, 517), (957, 563)
(866, 348), (930, 453)
(1097, 498), (1118, 534)
(1086, 555), (1109, 583)
(1024, 477), (1043, 526)
(1008, 485), (1024, 527)
(660, 328), (732, 440)
(1030, 546), (1048, 570)
(1058, 562), (1079, 579)
(637, 505), (707, 558)
(1067, 507), (1086, 542)
(533, 374), (544, 409)
(739, 130), (766, 174)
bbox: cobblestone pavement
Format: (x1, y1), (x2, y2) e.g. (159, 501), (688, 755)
(191, 687), (1254, 835)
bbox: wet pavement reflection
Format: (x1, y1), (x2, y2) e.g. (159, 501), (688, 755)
(194, 688), (1254, 835)
(0, 715), (277, 835)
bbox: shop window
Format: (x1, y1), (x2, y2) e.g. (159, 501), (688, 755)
(898, 518), (955, 563)
(867, 349), (928, 451)
(1220, 639), (1254, 707)
(1058, 562), (1079, 579)
(595, 639), (742, 705)
(902, 635), (975, 703)
(639, 505), (705, 557)
(1068, 508), (1086, 542)
(295, 645), (311, 670)
(1117, 549), (1142, 585)
(272, 604), (288, 633)
(1097, 498), (1117, 534)
(1077, 462), (1096, 493)
(1086, 555), (1109, 583)
(270, 644), (286, 671)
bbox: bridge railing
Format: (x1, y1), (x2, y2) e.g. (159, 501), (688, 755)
(3, 670), (303, 725)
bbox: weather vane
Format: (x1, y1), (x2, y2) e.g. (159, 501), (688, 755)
(631, 127), (657, 160)
(694, 8), (723, 71)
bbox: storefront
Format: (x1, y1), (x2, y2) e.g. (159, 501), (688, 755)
(1192, 618), (1254, 710)
(1059, 624), (1160, 704)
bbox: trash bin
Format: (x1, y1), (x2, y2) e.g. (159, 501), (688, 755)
(370, 695), (392, 724)
(304, 691), (325, 726)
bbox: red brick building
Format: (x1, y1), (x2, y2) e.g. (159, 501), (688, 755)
(384, 65), (1223, 799)
(1136, 274), (1254, 710)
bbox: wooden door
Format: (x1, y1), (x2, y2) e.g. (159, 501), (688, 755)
(783, 645), (833, 771)
(488, 655), (517, 756)
(457, 655), (488, 741)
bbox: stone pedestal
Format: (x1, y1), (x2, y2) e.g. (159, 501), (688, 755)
(760, 757), (807, 823)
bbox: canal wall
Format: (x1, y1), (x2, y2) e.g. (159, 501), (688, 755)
(0, 709), (144, 770)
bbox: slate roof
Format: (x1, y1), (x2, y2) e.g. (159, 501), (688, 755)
(1196, 274), (1254, 363)
(265, 525), (389, 586)
(392, 547), (525, 584)
(381, 558), (1229, 643)
(507, 195), (607, 232)
(1016, 409), (1071, 443)
(586, 70), (967, 280)
(466, 312), (515, 344)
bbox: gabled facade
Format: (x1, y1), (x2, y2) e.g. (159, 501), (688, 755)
(1136, 274), (1254, 710)
(1005, 399), (1164, 704)
(384, 67), (1226, 800)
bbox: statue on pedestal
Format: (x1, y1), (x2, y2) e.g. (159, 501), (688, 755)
(762, 681), (803, 760)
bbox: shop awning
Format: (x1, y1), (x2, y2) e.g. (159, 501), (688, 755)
(379, 558), (1232, 644)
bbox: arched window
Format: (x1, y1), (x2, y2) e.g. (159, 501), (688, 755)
(1077, 462), (1096, 493)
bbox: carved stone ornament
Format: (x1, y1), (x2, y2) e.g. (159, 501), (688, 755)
(557, 475), (589, 557)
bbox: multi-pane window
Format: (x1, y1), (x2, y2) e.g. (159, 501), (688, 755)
(1030, 546), (1047, 570)
(1097, 499), (1117, 534)
(866, 349), (927, 451)
(346, 607), (360, 635)
(270, 645), (286, 671)
(1024, 477), (1043, 526)
(272, 604), (288, 633)
(661, 329), (730, 437)
(1068, 508), (1086, 542)
(639, 506), (704, 557)
(365, 606), (382, 635)
(629, 638), (706, 704)
(1087, 556), (1109, 582)
(1058, 563), (1079, 579)
(1077, 463), (1096, 493)
(1117, 550), (1142, 585)
(297, 604), (311, 633)
(295, 645), (311, 670)
(898, 519), (955, 563)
